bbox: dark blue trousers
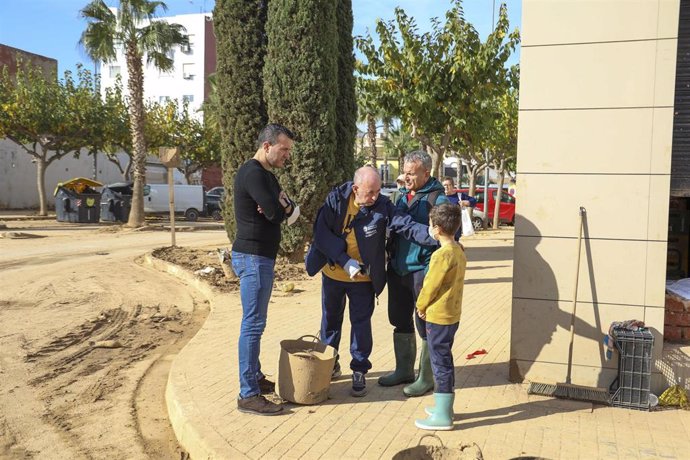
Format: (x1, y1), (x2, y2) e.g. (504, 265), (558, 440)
(387, 267), (427, 338)
(426, 322), (459, 393)
(320, 275), (375, 373)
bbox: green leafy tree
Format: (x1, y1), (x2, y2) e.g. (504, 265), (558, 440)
(356, 1), (519, 179)
(100, 80), (135, 178)
(80, 74), (132, 180)
(59, 65), (121, 186)
(213, 0), (268, 242)
(80, 0), (188, 227)
(0, 63), (102, 215)
(489, 65), (519, 229)
(333, 0), (358, 184)
(200, 73), (220, 133)
(264, 0), (339, 259)
(460, 151), (487, 195)
(147, 99), (221, 183)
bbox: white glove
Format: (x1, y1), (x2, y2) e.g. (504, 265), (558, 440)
(343, 258), (362, 279)
(287, 204), (300, 226)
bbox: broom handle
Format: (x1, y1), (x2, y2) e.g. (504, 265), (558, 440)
(566, 207), (586, 384)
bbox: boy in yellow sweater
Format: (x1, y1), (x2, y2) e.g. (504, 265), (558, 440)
(414, 203), (467, 431)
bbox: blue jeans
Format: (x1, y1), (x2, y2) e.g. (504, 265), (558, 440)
(232, 251), (275, 399)
(320, 275), (375, 373)
(426, 322), (459, 393)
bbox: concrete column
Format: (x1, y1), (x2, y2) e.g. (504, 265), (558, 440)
(510, 0), (680, 393)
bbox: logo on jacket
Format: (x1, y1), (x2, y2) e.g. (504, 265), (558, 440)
(363, 224), (377, 237)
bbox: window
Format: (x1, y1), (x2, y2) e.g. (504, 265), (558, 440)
(109, 65), (121, 78)
(182, 95), (194, 104)
(182, 63), (195, 80)
(488, 190), (514, 203)
(181, 35), (194, 54)
(159, 96), (170, 103)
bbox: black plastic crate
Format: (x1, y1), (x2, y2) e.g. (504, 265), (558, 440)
(609, 328), (654, 410)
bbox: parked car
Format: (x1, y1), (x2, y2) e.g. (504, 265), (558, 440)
(459, 187), (516, 226)
(206, 186), (225, 198)
(205, 187), (225, 221)
(470, 207), (486, 230)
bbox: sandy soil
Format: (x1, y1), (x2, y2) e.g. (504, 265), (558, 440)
(0, 220), (229, 459)
(152, 246), (309, 293)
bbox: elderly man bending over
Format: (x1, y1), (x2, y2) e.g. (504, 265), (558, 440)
(305, 166), (437, 397)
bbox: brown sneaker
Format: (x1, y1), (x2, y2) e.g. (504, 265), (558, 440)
(237, 395), (283, 416)
(258, 377), (275, 394)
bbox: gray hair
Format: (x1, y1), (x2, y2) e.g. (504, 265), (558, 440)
(353, 165), (381, 185)
(403, 150), (432, 171)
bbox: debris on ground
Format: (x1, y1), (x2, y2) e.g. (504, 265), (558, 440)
(194, 266), (216, 276)
(90, 340), (123, 349)
(659, 384), (690, 409)
(152, 246), (308, 293)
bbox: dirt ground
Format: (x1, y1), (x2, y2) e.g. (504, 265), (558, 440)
(152, 246), (309, 293)
(0, 219), (232, 459)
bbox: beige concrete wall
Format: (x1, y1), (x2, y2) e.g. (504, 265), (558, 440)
(511, 0), (679, 394)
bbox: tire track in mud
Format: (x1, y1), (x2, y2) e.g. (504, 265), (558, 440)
(23, 303), (195, 459)
(1, 229), (227, 458)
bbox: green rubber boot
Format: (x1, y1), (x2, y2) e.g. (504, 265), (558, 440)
(403, 339), (434, 397)
(415, 393), (454, 431)
(378, 333), (416, 387)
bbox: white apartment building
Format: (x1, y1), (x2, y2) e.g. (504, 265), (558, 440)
(99, 11), (216, 120)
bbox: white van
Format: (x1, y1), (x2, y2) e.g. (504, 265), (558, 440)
(143, 184), (204, 221)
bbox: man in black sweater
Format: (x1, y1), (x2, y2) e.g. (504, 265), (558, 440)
(232, 124), (299, 416)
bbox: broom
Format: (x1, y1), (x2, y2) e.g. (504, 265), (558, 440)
(528, 207), (611, 404)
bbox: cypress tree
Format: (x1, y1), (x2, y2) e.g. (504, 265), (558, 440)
(264, 0), (338, 259)
(213, 0), (268, 242)
(334, 0), (358, 184)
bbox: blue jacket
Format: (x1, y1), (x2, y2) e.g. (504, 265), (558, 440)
(446, 192), (477, 208)
(389, 177), (449, 276)
(305, 182), (437, 296)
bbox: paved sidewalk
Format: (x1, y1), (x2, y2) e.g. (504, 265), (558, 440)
(155, 229), (690, 460)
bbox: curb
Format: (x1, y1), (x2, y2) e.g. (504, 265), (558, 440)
(143, 253), (246, 460)
(0, 215), (56, 221)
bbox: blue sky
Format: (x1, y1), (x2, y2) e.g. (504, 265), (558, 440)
(0, 0), (521, 75)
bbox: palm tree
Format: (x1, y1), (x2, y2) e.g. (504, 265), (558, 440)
(383, 124), (418, 179)
(356, 77), (379, 168)
(200, 73), (219, 132)
(80, 0), (188, 227)
(377, 112), (394, 182)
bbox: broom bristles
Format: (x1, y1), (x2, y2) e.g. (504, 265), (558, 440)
(528, 381), (611, 404)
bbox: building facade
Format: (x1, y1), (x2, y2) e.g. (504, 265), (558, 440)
(99, 11), (216, 120)
(0, 43), (57, 79)
(511, 0), (687, 394)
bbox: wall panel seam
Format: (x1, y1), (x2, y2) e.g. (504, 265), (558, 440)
(522, 37), (677, 49)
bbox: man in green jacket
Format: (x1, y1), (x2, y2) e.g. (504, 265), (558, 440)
(378, 150), (450, 397)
